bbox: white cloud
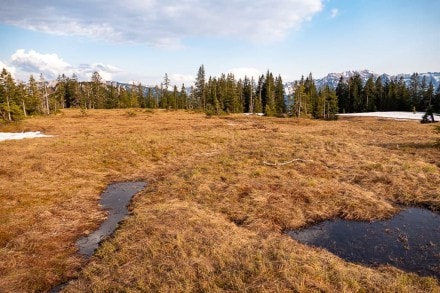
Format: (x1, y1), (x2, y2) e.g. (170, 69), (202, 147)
(0, 0), (323, 46)
(11, 49), (72, 80)
(0, 60), (16, 77)
(330, 8), (339, 18)
(6, 49), (122, 81)
(169, 73), (194, 86)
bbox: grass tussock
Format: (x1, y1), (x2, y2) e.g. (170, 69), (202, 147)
(0, 109), (439, 292)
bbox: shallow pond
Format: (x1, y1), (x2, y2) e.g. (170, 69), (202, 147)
(287, 208), (440, 279)
(53, 182), (147, 292)
(76, 181), (147, 257)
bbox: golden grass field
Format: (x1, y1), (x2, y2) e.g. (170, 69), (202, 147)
(0, 109), (439, 292)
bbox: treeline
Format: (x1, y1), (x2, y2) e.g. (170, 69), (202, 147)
(1, 66), (439, 123)
(336, 73), (440, 113)
(0, 66), (339, 122)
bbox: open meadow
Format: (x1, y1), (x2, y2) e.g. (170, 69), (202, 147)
(0, 109), (439, 292)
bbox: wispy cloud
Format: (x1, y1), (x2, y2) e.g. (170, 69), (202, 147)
(1, 0), (323, 47)
(330, 8), (339, 18)
(6, 49), (122, 81)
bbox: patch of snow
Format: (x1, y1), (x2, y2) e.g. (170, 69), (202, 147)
(244, 113), (264, 116)
(0, 131), (53, 142)
(337, 112), (439, 121)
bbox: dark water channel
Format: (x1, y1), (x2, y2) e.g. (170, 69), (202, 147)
(287, 208), (440, 279)
(76, 181), (147, 256)
(52, 181), (147, 292)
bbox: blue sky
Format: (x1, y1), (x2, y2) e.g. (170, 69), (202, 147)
(0, 0), (439, 85)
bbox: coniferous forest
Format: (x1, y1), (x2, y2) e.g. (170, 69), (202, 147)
(1, 65), (439, 123)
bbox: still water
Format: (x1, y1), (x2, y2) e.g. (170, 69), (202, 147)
(76, 181), (147, 257)
(287, 208), (440, 279)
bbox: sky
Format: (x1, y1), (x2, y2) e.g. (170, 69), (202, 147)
(0, 0), (439, 86)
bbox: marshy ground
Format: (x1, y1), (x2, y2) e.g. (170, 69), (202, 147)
(0, 109), (439, 292)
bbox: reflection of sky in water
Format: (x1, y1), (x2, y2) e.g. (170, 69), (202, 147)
(287, 208), (440, 279)
(77, 182), (147, 257)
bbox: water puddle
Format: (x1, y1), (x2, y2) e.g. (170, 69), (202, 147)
(76, 181), (147, 256)
(52, 181), (147, 292)
(287, 208), (440, 279)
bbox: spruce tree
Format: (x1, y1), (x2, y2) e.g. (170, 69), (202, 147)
(321, 85), (338, 119)
(27, 75), (42, 114)
(179, 84), (187, 110)
(292, 81), (306, 117)
(425, 81), (435, 108)
(336, 76), (348, 113)
(350, 73), (363, 112)
(362, 76), (376, 112)
(275, 75), (286, 115)
(375, 76), (384, 111)
(433, 84), (440, 113)
(396, 76), (410, 111)
(0, 68), (22, 121)
(409, 73), (420, 110)
(263, 71), (276, 116)
(39, 73), (50, 114)
(194, 65), (206, 110)
(304, 73), (317, 116)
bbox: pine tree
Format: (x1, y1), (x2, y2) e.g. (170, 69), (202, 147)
(0, 68), (22, 121)
(304, 73), (317, 116)
(263, 71), (276, 116)
(194, 65), (206, 110)
(292, 81), (306, 117)
(90, 71), (104, 109)
(39, 73), (50, 114)
(235, 78), (244, 113)
(27, 75), (42, 114)
(170, 85), (178, 110)
(223, 73), (237, 113)
(255, 75), (264, 113)
(433, 84), (440, 113)
(409, 73), (420, 110)
(375, 76), (384, 111)
(275, 75), (286, 115)
(321, 85), (338, 120)
(396, 76), (410, 111)
(66, 73), (80, 108)
(16, 82), (28, 117)
(243, 76), (255, 113)
(336, 76), (349, 113)
(362, 76), (376, 112)
(179, 84), (187, 109)
(425, 80), (435, 108)
(350, 73), (363, 112)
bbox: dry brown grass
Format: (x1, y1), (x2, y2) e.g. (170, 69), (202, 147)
(0, 109), (439, 292)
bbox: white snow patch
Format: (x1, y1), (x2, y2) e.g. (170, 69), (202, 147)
(337, 112), (439, 121)
(244, 113), (265, 116)
(0, 131), (53, 142)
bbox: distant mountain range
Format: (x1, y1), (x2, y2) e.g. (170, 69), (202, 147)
(314, 70), (440, 90)
(285, 70), (440, 95)
(104, 70), (440, 96)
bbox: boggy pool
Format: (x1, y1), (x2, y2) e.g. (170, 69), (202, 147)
(287, 208), (440, 279)
(76, 181), (147, 257)
(52, 181), (147, 292)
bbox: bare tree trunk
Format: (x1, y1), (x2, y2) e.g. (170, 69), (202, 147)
(45, 93), (50, 114)
(250, 79), (254, 114)
(22, 100), (27, 117)
(6, 95), (11, 121)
